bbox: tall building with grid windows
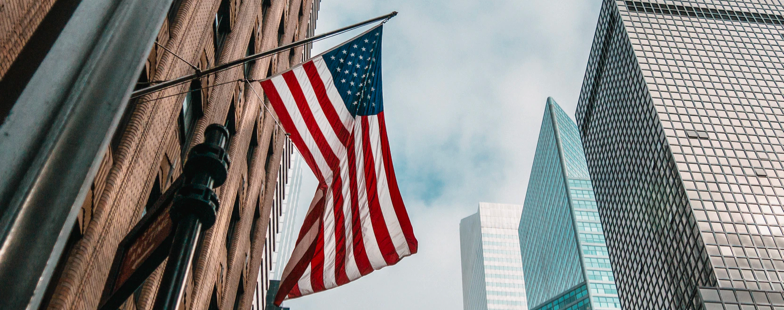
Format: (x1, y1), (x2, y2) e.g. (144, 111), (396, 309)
(460, 203), (528, 310)
(518, 98), (621, 310)
(576, 0), (784, 309)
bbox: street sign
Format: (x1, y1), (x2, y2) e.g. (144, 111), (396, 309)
(98, 176), (184, 310)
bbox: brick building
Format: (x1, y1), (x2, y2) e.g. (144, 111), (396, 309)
(2, 0), (319, 309)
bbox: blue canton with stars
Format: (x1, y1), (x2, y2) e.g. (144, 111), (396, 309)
(322, 26), (384, 116)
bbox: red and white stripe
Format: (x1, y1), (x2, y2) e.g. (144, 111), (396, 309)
(260, 56), (418, 305)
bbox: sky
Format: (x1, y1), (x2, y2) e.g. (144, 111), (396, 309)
(283, 1), (603, 309)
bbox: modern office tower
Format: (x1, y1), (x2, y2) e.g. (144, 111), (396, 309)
(1, 1), (320, 310)
(250, 151), (304, 310)
(575, 1), (784, 309)
(460, 203), (528, 310)
(518, 98), (621, 310)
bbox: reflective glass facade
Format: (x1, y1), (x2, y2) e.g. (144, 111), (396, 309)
(461, 203), (528, 310)
(575, 1), (784, 309)
(533, 284), (590, 310)
(519, 98), (621, 310)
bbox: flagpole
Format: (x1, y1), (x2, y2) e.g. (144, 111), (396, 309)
(152, 124), (231, 310)
(130, 11), (397, 99)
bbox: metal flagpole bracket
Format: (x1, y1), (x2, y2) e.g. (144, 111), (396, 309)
(382, 11), (398, 23)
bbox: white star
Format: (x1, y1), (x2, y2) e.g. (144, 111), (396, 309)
(352, 101), (357, 105)
(359, 55), (363, 60)
(342, 50), (347, 54)
(364, 39), (369, 43)
(373, 41), (376, 44)
(367, 95), (371, 99)
(364, 66), (368, 70)
(356, 64), (360, 68)
(371, 87), (375, 91)
(341, 79), (346, 83)
(350, 81), (354, 86)
(375, 33), (379, 36)
(345, 70), (349, 74)
(330, 55), (335, 60)
(353, 72), (357, 77)
(347, 90), (351, 95)
(353, 44), (358, 48)
(347, 61), (352, 65)
(361, 74), (365, 78)
(361, 47), (366, 51)
(339, 59), (344, 63)
(371, 72), (375, 76)
(335, 67), (340, 72)
(350, 53), (355, 57)
(370, 49), (374, 52)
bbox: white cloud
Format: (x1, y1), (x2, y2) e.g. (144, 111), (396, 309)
(284, 1), (602, 309)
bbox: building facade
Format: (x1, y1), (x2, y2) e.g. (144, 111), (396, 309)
(519, 98), (621, 310)
(271, 153), (305, 282)
(1, 0), (320, 309)
(576, 0), (784, 309)
(250, 151), (304, 310)
(461, 203), (528, 310)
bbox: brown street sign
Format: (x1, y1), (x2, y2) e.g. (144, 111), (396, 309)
(98, 176), (184, 310)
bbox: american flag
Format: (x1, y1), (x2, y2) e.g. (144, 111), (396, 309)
(260, 25), (418, 305)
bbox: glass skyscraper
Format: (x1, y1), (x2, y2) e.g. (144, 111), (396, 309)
(461, 203), (528, 310)
(576, 0), (784, 309)
(519, 98), (621, 310)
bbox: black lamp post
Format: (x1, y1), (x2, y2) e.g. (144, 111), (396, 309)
(153, 124), (231, 310)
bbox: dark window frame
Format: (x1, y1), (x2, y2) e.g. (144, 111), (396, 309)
(178, 79), (204, 155)
(213, 0), (231, 55)
(244, 30), (256, 80)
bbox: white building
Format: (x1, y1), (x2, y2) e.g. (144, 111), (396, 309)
(251, 146), (304, 310)
(460, 203), (528, 310)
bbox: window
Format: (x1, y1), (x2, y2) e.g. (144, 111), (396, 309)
(209, 287), (220, 310)
(179, 80), (202, 151)
(213, 0), (231, 54)
(250, 199), (260, 248)
(247, 121), (258, 170)
(233, 273), (245, 310)
(225, 100), (236, 137)
(167, 0), (184, 27)
(245, 31), (256, 80)
(277, 14), (286, 46)
(226, 194), (241, 252)
(264, 135), (275, 173)
(261, 0), (271, 19)
(143, 176), (162, 215)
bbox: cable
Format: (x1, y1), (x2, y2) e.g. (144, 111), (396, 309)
(155, 41), (200, 72)
(131, 11), (397, 99)
(134, 79), (241, 104)
(133, 77), (282, 131)
(245, 79), (282, 128)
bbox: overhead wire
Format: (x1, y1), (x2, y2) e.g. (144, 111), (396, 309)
(245, 78), (282, 128)
(129, 12), (398, 137)
(130, 11), (397, 99)
(155, 41), (200, 72)
(133, 78), (243, 104)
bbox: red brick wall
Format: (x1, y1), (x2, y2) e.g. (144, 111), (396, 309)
(0, 0), (57, 78)
(44, 0), (316, 309)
